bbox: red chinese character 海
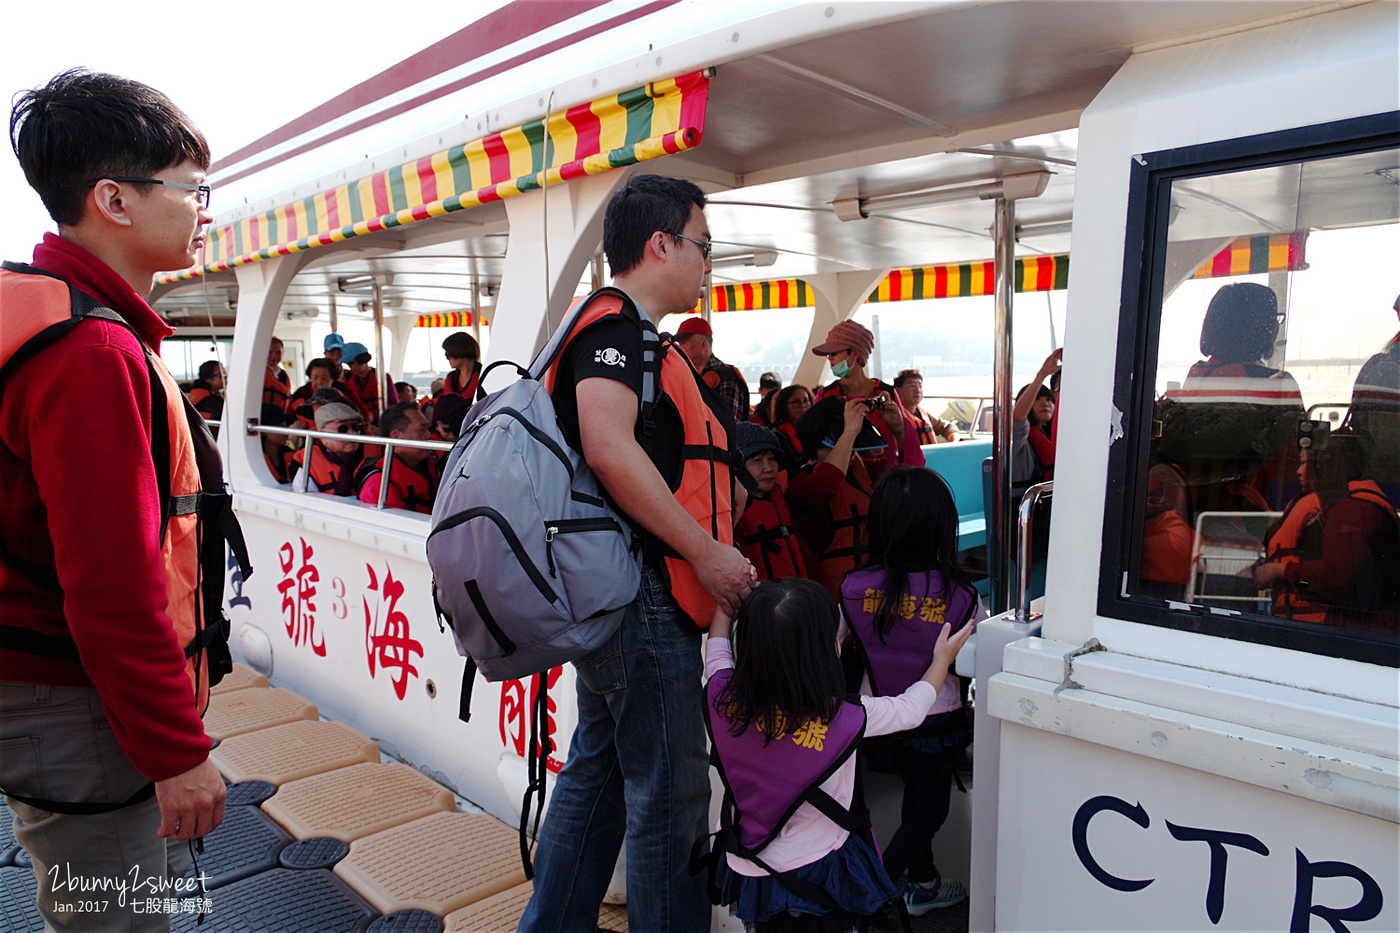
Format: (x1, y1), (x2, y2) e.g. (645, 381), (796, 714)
(498, 666), (564, 774)
(363, 563), (424, 701)
(276, 538), (325, 656)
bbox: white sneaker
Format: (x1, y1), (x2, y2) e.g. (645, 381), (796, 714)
(903, 878), (967, 916)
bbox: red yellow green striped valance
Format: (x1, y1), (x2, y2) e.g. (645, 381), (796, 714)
(1192, 233), (1307, 280)
(688, 255), (1072, 314)
(414, 311), (486, 328)
(155, 71), (711, 286)
(867, 254), (1069, 302)
(703, 279), (812, 312)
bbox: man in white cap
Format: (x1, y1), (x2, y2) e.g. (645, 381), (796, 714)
(290, 402), (364, 496)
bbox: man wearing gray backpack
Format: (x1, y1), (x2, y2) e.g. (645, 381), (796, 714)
(519, 174), (755, 932)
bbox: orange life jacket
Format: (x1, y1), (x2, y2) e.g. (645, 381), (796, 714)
(543, 289), (733, 628)
(354, 452), (440, 514)
(264, 446), (296, 484)
(812, 455), (875, 597)
(0, 263), (249, 714)
(910, 407), (939, 445)
(292, 441), (359, 495)
(262, 365), (291, 410)
(187, 385), (214, 418)
(343, 369), (383, 421)
(737, 488), (806, 581)
(1265, 480), (1395, 623)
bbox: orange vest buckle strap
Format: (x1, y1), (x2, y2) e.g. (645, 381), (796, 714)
(0, 262), (250, 715)
(1264, 480), (1395, 623)
(542, 289), (733, 629)
(660, 337), (734, 627)
(812, 458), (874, 596)
(354, 453), (441, 514)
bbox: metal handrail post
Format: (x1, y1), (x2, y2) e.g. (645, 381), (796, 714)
(372, 279), (388, 423)
(246, 421), (450, 510)
(1016, 481), (1053, 622)
(992, 196), (1016, 613)
(377, 441), (395, 510)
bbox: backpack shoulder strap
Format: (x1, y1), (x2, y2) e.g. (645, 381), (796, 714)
(531, 287), (661, 433)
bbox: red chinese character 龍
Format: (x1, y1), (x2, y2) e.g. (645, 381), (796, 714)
(498, 667), (564, 774)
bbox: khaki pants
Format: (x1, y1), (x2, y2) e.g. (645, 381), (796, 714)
(0, 683), (192, 932)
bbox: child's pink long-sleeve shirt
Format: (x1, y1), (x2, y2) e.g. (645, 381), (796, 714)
(704, 636), (937, 876)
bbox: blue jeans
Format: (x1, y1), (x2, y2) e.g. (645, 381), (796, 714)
(519, 566), (711, 933)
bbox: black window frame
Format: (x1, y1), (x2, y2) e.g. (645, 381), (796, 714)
(1098, 110), (1400, 668)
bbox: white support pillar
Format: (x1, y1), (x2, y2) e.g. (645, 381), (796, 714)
(792, 269), (892, 388)
(227, 253), (310, 488)
(485, 170), (631, 389)
(386, 312), (417, 386)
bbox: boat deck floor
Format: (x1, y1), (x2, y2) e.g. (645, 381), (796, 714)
(1, 664), (968, 932)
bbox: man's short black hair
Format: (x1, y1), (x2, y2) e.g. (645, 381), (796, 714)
(441, 331), (479, 360)
(10, 69), (210, 226)
(197, 360), (222, 381)
(379, 401), (420, 437)
(603, 174), (705, 277)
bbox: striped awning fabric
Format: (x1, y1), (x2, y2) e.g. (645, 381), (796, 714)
(690, 254), (1072, 314)
(705, 279), (812, 312)
(867, 254), (1069, 302)
(414, 312), (485, 328)
(1192, 233), (1307, 279)
(156, 71), (711, 285)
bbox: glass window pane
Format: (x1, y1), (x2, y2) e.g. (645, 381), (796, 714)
(1140, 146), (1400, 638)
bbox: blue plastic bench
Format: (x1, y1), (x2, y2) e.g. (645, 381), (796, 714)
(921, 439), (991, 552)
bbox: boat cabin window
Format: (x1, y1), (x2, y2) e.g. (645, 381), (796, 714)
(1102, 112), (1400, 665)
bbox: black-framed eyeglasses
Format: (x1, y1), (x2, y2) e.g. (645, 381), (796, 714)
(671, 232), (712, 260)
(85, 177), (211, 209)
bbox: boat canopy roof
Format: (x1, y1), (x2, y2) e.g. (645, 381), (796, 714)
(151, 0), (1326, 325)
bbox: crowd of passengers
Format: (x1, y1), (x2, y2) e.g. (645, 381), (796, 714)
(207, 317), (1005, 540)
(191, 281), (1397, 635)
(1144, 283), (1400, 633)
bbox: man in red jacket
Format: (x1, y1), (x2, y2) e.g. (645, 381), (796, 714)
(1, 69), (226, 931)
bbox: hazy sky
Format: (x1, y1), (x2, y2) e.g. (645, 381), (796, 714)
(0, 3), (501, 262)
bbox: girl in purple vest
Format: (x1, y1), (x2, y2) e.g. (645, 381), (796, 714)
(839, 466), (986, 916)
(703, 577), (972, 932)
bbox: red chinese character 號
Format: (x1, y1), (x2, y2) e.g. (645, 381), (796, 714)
(276, 538), (325, 656)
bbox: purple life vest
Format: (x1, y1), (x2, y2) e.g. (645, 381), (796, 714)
(705, 668), (866, 855)
(840, 567), (976, 698)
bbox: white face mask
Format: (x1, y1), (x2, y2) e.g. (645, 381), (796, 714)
(831, 359), (853, 379)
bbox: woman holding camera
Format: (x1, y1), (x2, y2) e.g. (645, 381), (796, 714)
(788, 397), (885, 597)
(811, 320), (925, 468)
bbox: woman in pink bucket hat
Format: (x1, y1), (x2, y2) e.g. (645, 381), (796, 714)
(811, 319), (925, 468)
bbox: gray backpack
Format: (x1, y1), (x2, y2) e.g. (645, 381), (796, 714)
(428, 289), (659, 701)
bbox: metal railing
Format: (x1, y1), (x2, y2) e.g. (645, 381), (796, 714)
(1015, 481), (1053, 622)
(246, 421), (453, 510)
